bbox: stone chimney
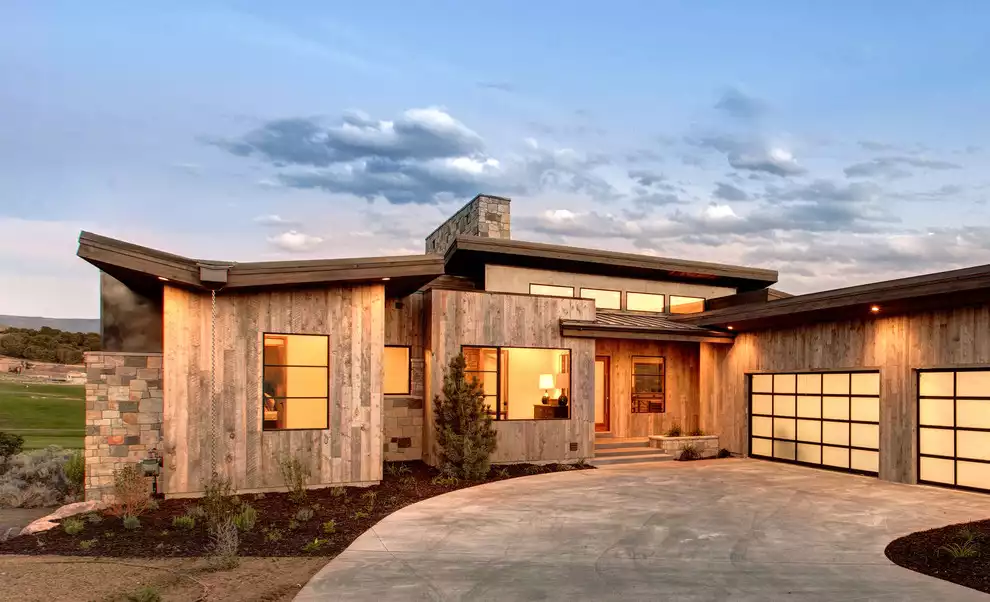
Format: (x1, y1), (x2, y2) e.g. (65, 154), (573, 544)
(425, 194), (510, 254)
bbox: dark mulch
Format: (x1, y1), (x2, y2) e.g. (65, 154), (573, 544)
(0, 461), (591, 558)
(885, 518), (990, 594)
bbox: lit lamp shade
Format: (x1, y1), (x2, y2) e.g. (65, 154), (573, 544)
(538, 374), (555, 389)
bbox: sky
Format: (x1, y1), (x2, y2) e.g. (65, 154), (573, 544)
(2, 1), (989, 318)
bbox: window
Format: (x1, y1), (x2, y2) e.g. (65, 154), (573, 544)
(384, 346), (411, 395)
(626, 292), (665, 312)
(262, 334), (329, 430)
(580, 288), (621, 310)
(670, 295), (705, 314)
(632, 357), (665, 413)
(529, 284), (574, 297)
(462, 346), (571, 420)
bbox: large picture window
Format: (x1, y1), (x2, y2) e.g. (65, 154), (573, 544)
(262, 333), (329, 430)
(632, 357), (665, 413)
(384, 346), (411, 395)
(462, 346), (571, 420)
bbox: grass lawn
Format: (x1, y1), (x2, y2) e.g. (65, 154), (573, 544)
(0, 381), (84, 449)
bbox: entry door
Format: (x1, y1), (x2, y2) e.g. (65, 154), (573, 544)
(595, 357), (610, 432)
(749, 371), (880, 475)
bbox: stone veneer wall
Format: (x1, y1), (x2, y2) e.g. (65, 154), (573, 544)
(383, 358), (425, 460)
(424, 194), (511, 254)
(84, 352), (163, 501)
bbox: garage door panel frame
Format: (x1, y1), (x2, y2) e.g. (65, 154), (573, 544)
(917, 367), (990, 493)
(749, 370), (880, 477)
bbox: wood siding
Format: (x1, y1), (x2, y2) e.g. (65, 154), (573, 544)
(594, 339), (700, 437)
(162, 284), (384, 496)
(427, 289), (596, 463)
(703, 303), (990, 484)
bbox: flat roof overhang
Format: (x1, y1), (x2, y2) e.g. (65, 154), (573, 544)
(444, 236), (778, 292)
(672, 263), (990, 332)
(77, 231), (446, 298)
(559, 314), (735, 344)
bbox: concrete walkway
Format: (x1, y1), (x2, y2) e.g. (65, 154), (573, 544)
(296, 460), (990, 601)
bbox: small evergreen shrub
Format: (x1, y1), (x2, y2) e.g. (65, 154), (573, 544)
(79, 538), (98, 550)
(689, 428), (705, 437)
(716, 448), (732, 459)
(0, 432), (24, 469)
(665, 424), (682, 437)
(294, 507), (314, 522)
(278, 455), (311, 503)
(233, 504), (258, 532)
(433, 354), (498, 481)
(330, 486), (346, 498)
(287, 519), (300, 530)
(202, 474), (239, 531)
(122, 515), (141, 530)
(62, 517), (84, 535)
(64, 451), (85, 496)
(264, 527), (284, 542)
(172, 515), (196, 530)
(322, 520), (336, 534)
(352, 510), (369, 520)
(678, 444), (701, 461)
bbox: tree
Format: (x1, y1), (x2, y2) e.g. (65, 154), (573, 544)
(433, 353), (498, 481)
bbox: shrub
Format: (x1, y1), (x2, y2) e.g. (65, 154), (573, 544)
(264, 527), (284, 542)
(495, 467), (510, 479)
(430, 474), (459, 487)
(207, 517), (239, 570)
(108, 465), (151, 518)
(202, 474), (239, 531)
(62, 517), (84, 535)
(123, 586), (162, 602)
(278, 455), (311, 503)
(233, 504), (258, 532)
(86, 512), (103, 524)
(122, 515), (141, 530)
(385, 463), (411, 477)
(0, 432), (25, 470)
(294, 507), (314, 522)
(433, 354), (498, 481)
(172, 515), (196, 530)
(716, 448), (732, 459)
(330, 486), (346, 498)
(689, 428), (705, 437)
(678, 444), (701, 461)
(79, 538), (98, 550)
(352, 510), (369, 520)
(360, 490), (377, 510)
(302, 537), (329, 552)
(322, 520), (336, 534)
(186, 505), (207, 519)
(64, 451), (84, 495)
(523, 465), (545, 475)
(0, 446), (80, 508)
(287, 519), (300, 530)
(665, 424), (682, 437)
(939, 540), (980, 559)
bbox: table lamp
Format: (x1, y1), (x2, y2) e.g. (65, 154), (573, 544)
(539, 373), (554, 404)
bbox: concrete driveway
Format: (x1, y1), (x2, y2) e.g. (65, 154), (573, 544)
(296, 459), (990, 601)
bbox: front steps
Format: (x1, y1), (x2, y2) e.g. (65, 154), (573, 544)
(590, 434), (673, 467)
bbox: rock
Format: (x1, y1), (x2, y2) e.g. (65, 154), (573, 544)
(18, 500), (106, 536)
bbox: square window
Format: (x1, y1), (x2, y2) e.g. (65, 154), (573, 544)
(263, 334), (329, 430)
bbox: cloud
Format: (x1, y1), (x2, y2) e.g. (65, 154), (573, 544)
(688, 134), (806, 177)
(844, 156), (962, 179)
(628, 169), (666, 187)
(857, 140), (899, 152)
(714, 87), (767, 120)
(266, 230), (324, 252)
(713, 182), (749, 201)
(253, 214), (300, 227)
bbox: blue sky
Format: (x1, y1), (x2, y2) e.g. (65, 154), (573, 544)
(2, 1), (989, 318)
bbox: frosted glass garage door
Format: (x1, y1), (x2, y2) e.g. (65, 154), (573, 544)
(750, 371), (880, 476)
(918, 369), (990, 492)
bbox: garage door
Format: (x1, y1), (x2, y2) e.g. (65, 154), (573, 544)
(750, 371), (880, 475)
(918, 369), (990, 492)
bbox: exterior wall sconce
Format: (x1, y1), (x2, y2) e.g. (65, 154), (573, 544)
(870, 305), (881, 314)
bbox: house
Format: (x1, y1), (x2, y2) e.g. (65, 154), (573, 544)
(77, 194), (990, 499)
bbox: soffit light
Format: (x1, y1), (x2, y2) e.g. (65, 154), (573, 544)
(158, 276), (169, 282)
(870, 305), (881, 314)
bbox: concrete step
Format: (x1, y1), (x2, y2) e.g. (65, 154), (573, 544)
(594, 437), (650, 450)
(589, 453), (673, 467)
(594, 446), (668, 458)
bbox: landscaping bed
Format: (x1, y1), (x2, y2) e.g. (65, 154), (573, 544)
(0, 460), (591, 558)
(885, 518), (990, 594)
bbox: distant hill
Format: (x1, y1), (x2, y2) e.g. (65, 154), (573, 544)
(0, 315), (99, 333)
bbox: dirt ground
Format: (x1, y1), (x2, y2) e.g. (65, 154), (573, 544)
(0, 555), (328, 602)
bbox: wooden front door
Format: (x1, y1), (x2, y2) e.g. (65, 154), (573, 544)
(595, 356), (611, 432)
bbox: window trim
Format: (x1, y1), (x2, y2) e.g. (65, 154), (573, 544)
(384, 345), (412, 396)
(262, 332), (330, 432)
(625, 291), (666, 313)
(669, 295), (706, 314)
(579, 287), (622, 310)
(528, 283), (575, 298)
(461, 345), (573, 421)
(631, 355), (665, 414)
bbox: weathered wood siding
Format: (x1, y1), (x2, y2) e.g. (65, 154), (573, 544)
(594, 339), (700, 437)
(383, 292), (426, 460)
(163, 284), (384, 496)
(427, 289), (596, 463)
(704, 304), (990, 484)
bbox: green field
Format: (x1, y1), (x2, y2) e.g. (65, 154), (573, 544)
(0, 381), (84, 450)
